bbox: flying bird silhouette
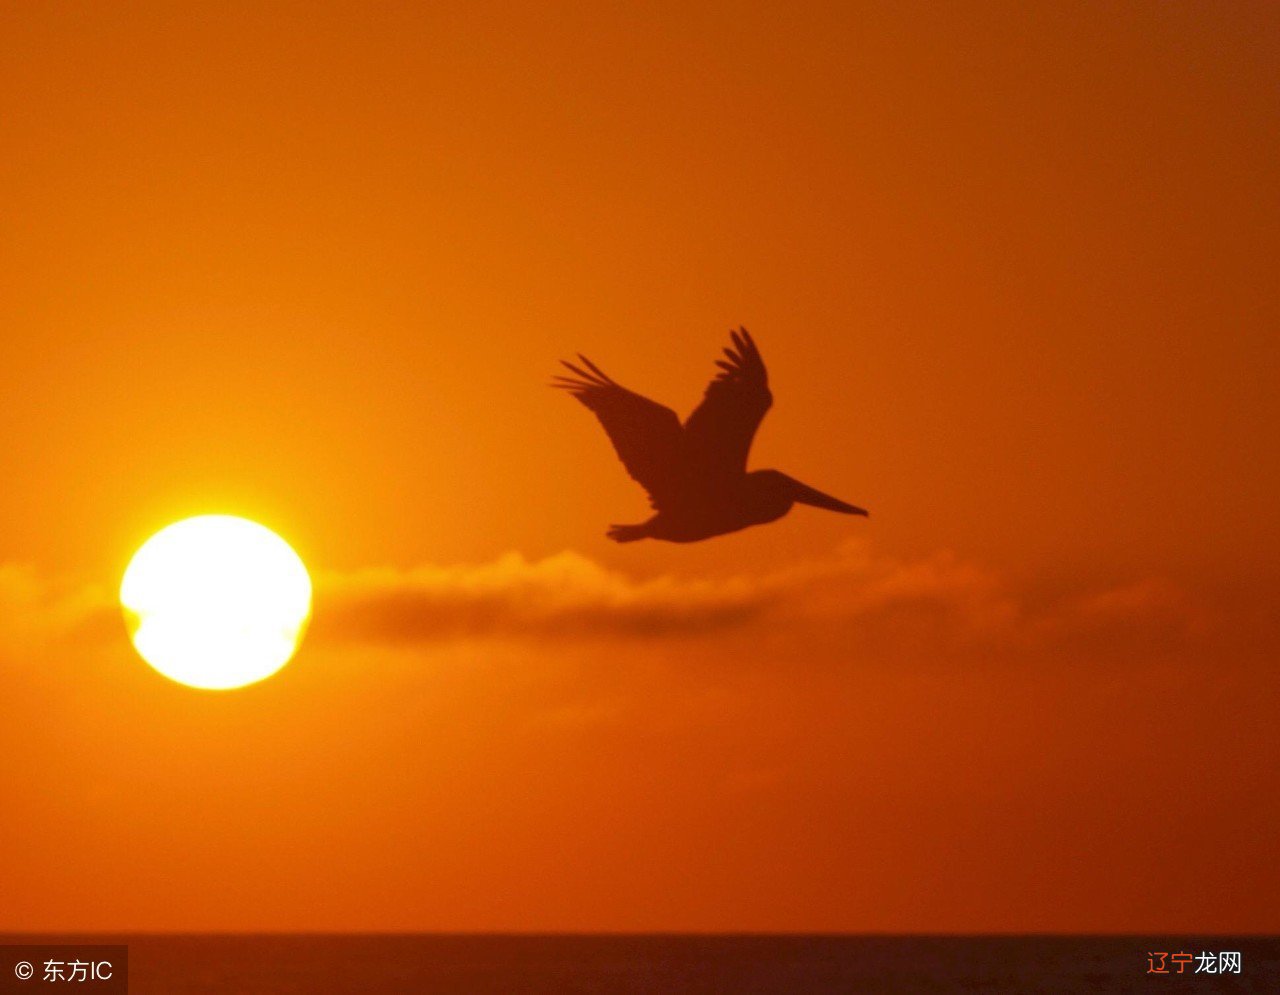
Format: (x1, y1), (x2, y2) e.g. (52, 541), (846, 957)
(554, 328), (868, 543)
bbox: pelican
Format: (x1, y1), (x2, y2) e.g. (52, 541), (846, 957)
(554, 328), (868, 542)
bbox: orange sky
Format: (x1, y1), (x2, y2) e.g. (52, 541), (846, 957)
(1, 2), (1277, 932)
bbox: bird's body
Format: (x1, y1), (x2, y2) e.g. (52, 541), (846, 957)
(554, 329), (867, 543)
(608, 471), (796, 543)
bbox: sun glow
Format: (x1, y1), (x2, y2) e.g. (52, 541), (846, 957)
(121, 515), (312, 690)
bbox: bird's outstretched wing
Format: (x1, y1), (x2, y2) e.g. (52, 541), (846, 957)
(553, 355), (684, 508)
(683, 328), (772, 476)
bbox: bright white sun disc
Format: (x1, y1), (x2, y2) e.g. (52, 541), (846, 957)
(121, 515), (312, 690)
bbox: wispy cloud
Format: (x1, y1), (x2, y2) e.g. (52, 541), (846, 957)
(311, 542), (1195, 651)
(0, 565), (114, 655)
(0, 543), (1212, 659)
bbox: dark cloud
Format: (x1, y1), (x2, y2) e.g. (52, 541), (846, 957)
(312, 551), (770, 642)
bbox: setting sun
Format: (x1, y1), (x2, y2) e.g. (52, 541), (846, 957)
(120, 515), (312, 690)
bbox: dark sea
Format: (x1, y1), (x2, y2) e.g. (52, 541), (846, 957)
(4, 935), (1279, 993)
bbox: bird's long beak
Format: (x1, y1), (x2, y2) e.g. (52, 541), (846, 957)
(790, 479), (869, 516)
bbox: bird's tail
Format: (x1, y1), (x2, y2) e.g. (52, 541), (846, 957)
(607, 523), (649, 543)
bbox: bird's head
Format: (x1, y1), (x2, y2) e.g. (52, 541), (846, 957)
(754, 470), (869, 517)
